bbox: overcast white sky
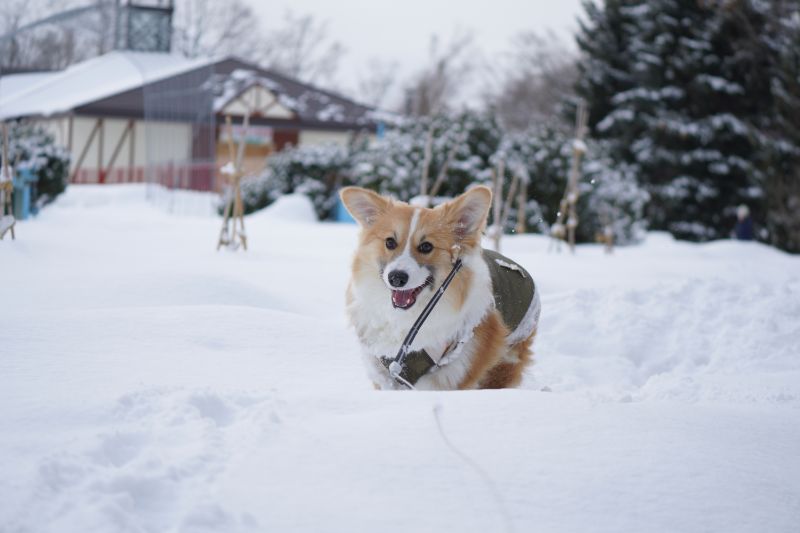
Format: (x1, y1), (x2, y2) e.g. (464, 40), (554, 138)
(244, 0), (585, 106)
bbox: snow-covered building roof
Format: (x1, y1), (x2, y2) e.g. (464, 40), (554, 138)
(0, 52), (211, 120)
(0, 72), (59, 102)
(0, 51), (378, 131)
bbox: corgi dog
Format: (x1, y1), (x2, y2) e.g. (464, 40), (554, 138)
(340, 185), (540, 390)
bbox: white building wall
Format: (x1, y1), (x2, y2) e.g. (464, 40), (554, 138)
(142, 121), (192, 164)
(34, 116), (192, 183)
(33, 114), (372, 187)
(298, 130), (352, 147)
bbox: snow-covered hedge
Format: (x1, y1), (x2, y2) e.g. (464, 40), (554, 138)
(0, 122), (71, 206)
(237, 142), (350, 220)
(501, 125), (648, 244)
(581, 155), (649, 245)
(349, 112), (501, 199)
(237, 112), (648, 244)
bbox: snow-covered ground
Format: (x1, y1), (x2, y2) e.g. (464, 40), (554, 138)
(1, 185), (799, 532)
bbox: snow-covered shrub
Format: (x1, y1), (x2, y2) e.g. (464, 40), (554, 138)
(238, 172), (277, 215)
(234, 110), (503, 221)
(502, 126), (571, 232)
(237, 142), (349, 219)
(348, 111), (502, 201)
(0, 122), (71, 206)
(348, 127), (422, 198)
(504, 125), (648, 244)
(581, 154), (649, 245)
(233, 112), (647, 243)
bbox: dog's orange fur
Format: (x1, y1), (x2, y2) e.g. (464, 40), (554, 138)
(457, 310), (509, 389)
(341, 186), (536, 390)
(479, 328), (537, 389)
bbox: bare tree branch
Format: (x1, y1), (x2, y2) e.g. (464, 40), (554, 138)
(356, 57), (397, 108)
(485, 29), (578, 131)
(173, 0), (260, 59)
(403, 30), (475, 116)
(257, 10), (345, 86)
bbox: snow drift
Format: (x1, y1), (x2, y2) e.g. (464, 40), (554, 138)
(1, 185), (798, 532)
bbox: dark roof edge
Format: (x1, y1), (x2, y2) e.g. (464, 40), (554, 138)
(69, 108), (377, 132)
(218, 56), (374, 113)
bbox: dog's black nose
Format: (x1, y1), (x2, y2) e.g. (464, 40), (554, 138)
(388, 270), (409, 288)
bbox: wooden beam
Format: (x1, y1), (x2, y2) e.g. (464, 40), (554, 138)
(69, 118), (101, 183)
(67, 114), (74, 153)
(419, 126), (434, 198)
(97, 119), (104, 184)
(103, 119), (134, 183)
(128, 121), (135, 182)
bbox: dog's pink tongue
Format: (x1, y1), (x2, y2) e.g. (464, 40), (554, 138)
(392, 289), (416, 309)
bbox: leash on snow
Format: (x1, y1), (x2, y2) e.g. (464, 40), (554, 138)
(433, 404), (515, 533)
(389, 258), (464, 389)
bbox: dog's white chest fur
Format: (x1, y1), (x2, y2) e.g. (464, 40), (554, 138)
(347, 251), (494, 390)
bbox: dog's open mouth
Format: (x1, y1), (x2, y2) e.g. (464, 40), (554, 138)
(391, 276), (434, 310)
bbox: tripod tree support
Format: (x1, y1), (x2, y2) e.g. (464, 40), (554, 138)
(217, 114), (248, 251)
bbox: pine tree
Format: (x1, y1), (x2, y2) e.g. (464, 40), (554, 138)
(758, 0), (800, 252)
(576, 0), (774, 242)
(575, 0), (638, 138)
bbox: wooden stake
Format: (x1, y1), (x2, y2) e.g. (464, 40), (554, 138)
(491, 158), (505, 252)
(427, 132), (464, 204)
(501, 172), (519, 230)
(516, 172), (527, 234)
(419, 125), (434, 199)
(552, 100), (589, 254)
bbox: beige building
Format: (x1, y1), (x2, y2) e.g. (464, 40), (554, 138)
(0, 51), (377, 191)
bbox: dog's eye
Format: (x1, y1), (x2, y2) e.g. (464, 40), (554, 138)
(417, 241), (434, 254)
(385, 237), (398, 250)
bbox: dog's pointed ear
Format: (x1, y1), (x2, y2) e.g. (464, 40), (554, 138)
(444, 186), (492, 238)
(340, 187), (389, 227)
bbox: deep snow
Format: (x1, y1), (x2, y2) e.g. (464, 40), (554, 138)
(1, 185), (799, 532)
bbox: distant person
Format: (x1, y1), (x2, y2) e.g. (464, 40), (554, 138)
(734, 204), (754, 241)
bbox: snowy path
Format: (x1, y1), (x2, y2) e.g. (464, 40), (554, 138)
(1, 185), (799, 532)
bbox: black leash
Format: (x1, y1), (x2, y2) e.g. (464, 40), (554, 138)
(389, 258), (463, 389)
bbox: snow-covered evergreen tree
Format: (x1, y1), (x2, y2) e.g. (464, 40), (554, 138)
(577, 0), (771, 242)
(759, 0), (800, 253)
(575, 0), (638, 139)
